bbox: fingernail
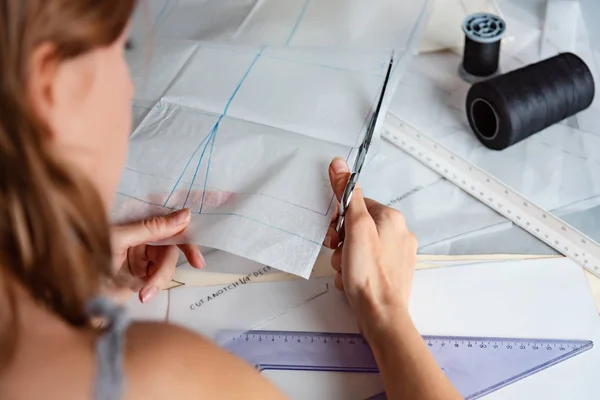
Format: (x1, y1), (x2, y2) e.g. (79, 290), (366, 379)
(171, 209), (190, 226)
(331, 157), (349, 174)
(324, 236), (331, 248)
(141, 286), (158, 303)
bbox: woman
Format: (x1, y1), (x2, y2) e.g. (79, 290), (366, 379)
(0, 1), (461, 399)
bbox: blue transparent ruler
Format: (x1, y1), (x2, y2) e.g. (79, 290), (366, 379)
(220, 330), (593, 399)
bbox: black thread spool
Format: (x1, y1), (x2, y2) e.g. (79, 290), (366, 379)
(461, 13), (506, 79)
(466, 52), (595, 151)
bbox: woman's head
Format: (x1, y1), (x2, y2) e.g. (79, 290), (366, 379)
(6, 0), (136, 202)
(0, 0), (136, 326)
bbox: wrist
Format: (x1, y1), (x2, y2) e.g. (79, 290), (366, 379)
(364, 311), (418, 360)
(355, 296), (414, 345)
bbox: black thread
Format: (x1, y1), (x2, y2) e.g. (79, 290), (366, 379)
(466, 53), (595, 150)
(461, 13), (506, 78)
(463, 39), (501, 77)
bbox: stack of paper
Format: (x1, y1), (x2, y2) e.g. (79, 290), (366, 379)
(127, 258), (600, 399)
(115, 0), (430, 277)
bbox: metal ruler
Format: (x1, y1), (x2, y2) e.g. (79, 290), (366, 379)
(382, 114), (600, 279)
(221, 330), (593, 400)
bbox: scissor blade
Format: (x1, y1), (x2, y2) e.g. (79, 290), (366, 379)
(365, 53), (395, 145)
(353, 53), (395, 177)
(336, 53), (395, 237)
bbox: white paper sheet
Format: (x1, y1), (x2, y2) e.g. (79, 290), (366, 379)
(124, 248), (328, 337)
(119, 0), (600, 270)
(172, 247), (285, 287)
(117, 45), (383, 277)
(129, 0), (429, 50)
(116, 0), (430, 278)
(581, 0), (600, 53)
(257, 258), (600, 399)
(130, 0), (508, 54)
(167, 276), (328, 339)
(540, 0), (578, 58)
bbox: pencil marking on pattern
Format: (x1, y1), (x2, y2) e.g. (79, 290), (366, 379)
(285, 0), (311, 45)
(130, 1), (431, 238)
(163, 129), (213, 207)
(192, 48), (266, 213)
(124, 166), (331, 216)
(117, 192), (321, 245)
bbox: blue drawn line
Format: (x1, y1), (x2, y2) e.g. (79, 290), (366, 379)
(188, 125), (216, 210)
(125, 0), (430, 244)
(280, 0), (398, 216)
(224, 49), (265, 115)
(116, 192), (321, 245)
(118, 191), (172, 209)
(154, 0), (173, 32)
(202, 212), (321, 245)
(196, 43), (386, 77)
(154, 0), (171, 28)
(182, 125), (217, 209)
(162, 129), (213, 207)
(125, 166), (154, 176)
(285, 0), (311, 45)
(264, 54), (384, 77)
(197, 125), (218, 213)
(323, 0), (428, 214)
(124, 166), (331, 216)
(192, 48), (265, 213)
(151, 0), (400, 220)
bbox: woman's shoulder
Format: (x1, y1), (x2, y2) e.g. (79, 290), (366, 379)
(123, 322), (287, 399)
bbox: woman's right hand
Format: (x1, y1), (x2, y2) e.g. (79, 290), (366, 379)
(323, 157), (418, 340)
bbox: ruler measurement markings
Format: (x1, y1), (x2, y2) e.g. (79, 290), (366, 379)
(222, 330), (593, 397)
(382, 116), (600, 279)
(227, 331), (590, 351)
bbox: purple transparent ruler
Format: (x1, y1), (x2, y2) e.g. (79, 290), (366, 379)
(220, 330), (593, 399)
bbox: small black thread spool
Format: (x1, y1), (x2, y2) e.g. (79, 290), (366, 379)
(461, 13), (506, 79)
(466, 52), (595, 151)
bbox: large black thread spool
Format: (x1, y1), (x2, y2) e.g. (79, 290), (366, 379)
(466, 52), (595, 150)
(461, 13), (506, 78)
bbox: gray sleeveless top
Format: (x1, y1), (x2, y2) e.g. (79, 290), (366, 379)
(87, 297), (129, 400)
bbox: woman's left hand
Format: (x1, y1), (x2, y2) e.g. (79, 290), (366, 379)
(111, 209), (205, 303)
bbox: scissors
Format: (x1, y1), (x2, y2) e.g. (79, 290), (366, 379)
(335, 53), (394, 239)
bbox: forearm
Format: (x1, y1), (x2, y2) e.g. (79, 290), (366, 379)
(365, 310), (462, 400)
